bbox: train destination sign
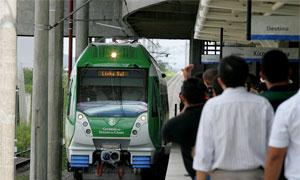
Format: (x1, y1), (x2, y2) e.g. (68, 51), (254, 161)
(98, 70), (129, 77)
(223, 47), (299, 62)
(251, 16), (300, 41)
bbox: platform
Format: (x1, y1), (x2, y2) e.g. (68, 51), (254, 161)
(165, 144), (190, 180)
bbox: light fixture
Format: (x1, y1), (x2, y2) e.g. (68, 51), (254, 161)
(78, 114), (83, 120)
(141, 115), (146, 121)
(135, 122), (141, 128)
(132, 130), (137, 135)
(111, 52), (117, 59)
(82, 121), (88, 127)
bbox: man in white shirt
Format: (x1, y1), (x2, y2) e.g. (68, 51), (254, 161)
(193, 56), (274, 180)
(264, 90), (300, 180)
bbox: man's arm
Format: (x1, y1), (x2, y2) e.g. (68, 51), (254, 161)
(196, 171), (207, 180)
(264, 147), (287, 180)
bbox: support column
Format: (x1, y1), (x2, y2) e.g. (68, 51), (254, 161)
(47, 0), (64, 179)
(189, 38), (204, 74)
(75, 0), (89, 59)
(0, 0), (17, 179)
(30, 0), (49, 179)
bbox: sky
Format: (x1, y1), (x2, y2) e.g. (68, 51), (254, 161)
(17, 37), (189, 71)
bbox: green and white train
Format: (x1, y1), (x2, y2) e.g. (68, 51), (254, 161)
(64, 43), (169, 179)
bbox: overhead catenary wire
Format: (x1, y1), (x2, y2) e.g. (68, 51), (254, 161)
(49, 0), (91, 30)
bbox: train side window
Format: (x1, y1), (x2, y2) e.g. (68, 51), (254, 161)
(152, 80), (159, 117)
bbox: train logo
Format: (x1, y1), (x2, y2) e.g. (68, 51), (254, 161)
(108, 118), (118, 127)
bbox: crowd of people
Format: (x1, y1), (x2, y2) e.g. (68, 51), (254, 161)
(162, 49), (299, 180)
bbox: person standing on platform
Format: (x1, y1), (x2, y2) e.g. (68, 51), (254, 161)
(162, 78), (207, 179)
(260, 49), (298, 180)
(264, 90), (300, 180)
(202, 68), (218, 98)
(260, 49), (297, 111)
(193, 56), (274, 180)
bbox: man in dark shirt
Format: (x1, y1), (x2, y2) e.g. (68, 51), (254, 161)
(162, 78), (206, 179)
(260, 49), (297, 110)
(260, 49), (298, 180)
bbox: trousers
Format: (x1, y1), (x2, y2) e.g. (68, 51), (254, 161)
(209, 169), (263, 180)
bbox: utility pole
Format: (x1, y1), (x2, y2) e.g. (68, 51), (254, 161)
(0, 0), (17, 179)
(30, 0), (49, 179)
(48, 0), (64, 179)
(75, 0), (89, 59)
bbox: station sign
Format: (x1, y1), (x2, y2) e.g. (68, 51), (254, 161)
(223, 47), (299, 62)
(251, 16), (300, 41)
(201, 54), (220, 64)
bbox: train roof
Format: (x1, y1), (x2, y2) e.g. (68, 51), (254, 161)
(75, 43), (153, 68)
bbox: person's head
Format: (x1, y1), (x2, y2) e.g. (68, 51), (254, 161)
(218, 55), (249, 88)
(180, 78), (206, 106)
(212, 77), (223, 96)
(260, 49), (289, 84)
(202, 68), (218, 87)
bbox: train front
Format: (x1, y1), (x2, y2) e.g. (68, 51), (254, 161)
(67, 66), (156, 177)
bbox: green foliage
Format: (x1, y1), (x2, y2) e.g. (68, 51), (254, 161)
(16, 175), (29, 180)
(156, 60), (175, 80)
(16, 122), (31, 153)
(164, 70), (176, 79)
(62, 72), (69, 170)
(23, 68), (33, 94)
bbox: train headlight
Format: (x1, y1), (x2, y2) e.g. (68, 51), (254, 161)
(86, 129), (91, 134)
(135, 122), (141, 128)
(141, 115), (146, 121)
(111, 52), (117, 59)
(78, 114), (83, 120)
(132, 130), (138, 135)
(82, 121), (88, 127)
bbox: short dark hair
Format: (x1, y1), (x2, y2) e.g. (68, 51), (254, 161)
(261, 49), (289, 83)
(218, 55), (249, 88)
(202, 68), (218, 86)
(181, 78), (206, 104)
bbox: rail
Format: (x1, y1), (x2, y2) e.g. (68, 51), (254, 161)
(15, 149), (31, 169)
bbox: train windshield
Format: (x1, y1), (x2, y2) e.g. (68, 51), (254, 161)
(77, 68), (147, 117)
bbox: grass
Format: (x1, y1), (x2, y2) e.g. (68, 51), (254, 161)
(16, 122), (31, 154)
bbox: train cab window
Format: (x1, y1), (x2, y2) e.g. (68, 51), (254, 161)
(76, 68), (148, 117)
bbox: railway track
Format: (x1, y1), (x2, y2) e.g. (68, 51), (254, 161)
(15, 149), (31, 171)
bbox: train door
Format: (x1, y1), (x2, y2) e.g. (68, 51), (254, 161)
(148, 77), (161, 149)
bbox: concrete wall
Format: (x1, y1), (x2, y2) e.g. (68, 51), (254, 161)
(17, 0), (133, 37)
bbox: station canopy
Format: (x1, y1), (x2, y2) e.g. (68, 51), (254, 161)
(194, 0), (300, 45)
(125, 0), (200, 39)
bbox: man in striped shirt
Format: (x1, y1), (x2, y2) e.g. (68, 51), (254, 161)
(193, 56), (274, 180)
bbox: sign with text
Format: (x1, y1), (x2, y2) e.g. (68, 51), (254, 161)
(223, 47), (299, 62)
(201, 55), (220, 64)
(251, 16), (300, 41)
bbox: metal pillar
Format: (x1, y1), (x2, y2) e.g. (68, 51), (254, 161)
(220, 28), (223, 60)
(30, 0), (49, 179)
(68, 0), (74, 80)
(189, 38), (204, 73)
(246, 0), (252, 40)
(75, 0), (89, 60)
(48, 0), (64, 179)
(0, 0), (17, 179)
